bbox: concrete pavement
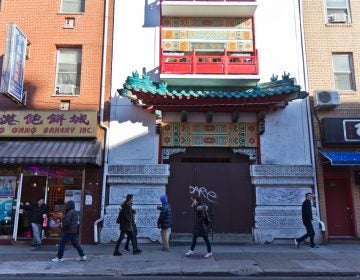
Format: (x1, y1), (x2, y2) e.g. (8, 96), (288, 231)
(0, 242), (360, 277)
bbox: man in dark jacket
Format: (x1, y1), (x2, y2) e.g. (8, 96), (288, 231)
(113, 194), (142, 256)
(295, 192), (318, 248)
(23, 197), (48, 247)
(51, 200), (86, 262)
(157, 194), (172, 251)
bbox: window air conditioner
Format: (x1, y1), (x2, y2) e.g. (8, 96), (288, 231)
(329, 13), (347, 23)
(314, 90), (340, 110)
(57, 84), (78, 95)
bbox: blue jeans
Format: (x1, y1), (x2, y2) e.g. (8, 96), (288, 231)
(57, 233), (85, 259)
(31, 223), (42, 245)
(190, 233), (212, 253)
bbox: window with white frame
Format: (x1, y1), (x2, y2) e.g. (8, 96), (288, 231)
(326, 0), (350, 23)
(332, 53), (355, 91)
(61, 0), (85, 13)
(55, 48), (82, 95)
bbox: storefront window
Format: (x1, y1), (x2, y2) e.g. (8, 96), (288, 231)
(46, 167), (83, 239)
(0, 167), (20, 237)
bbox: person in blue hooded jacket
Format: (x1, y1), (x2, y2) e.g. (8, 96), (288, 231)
(51, 200), (86, 262)
(157, 194), (173, 251)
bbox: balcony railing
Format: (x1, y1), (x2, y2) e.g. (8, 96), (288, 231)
(161, 50), (258, 75)
(161, 0), (257, 17)
(161, 0), (256, 2)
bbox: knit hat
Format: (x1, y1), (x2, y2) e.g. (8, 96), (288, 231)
(160, 194), (168, 204)
(126, 194), (133, 201)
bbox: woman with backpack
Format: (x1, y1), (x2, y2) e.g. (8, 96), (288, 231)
(185, 196), (212, 258)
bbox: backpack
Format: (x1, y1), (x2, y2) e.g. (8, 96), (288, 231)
(203, 209), (211, 226)
(116, 208), (123, 224)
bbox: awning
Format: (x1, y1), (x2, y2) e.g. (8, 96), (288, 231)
(0, 140), (102, 166)
(319, 150), (360, 166)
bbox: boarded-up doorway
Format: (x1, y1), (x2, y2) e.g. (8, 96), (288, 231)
(166, 148), (254, 234)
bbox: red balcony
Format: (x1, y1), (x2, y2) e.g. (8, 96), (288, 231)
(161, 0), (257, 17)
(161, 50), (258, 75)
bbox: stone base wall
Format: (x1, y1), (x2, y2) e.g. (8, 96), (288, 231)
(100, 164), (170, 243)
(250, 165), (322, 244)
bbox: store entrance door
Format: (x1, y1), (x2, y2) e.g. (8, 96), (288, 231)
(17, 175), (47, 240)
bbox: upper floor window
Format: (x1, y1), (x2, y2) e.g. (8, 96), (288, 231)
(332, 53), (355, 91)
(326, 0), (351, 24)
(55, 48), (82, 95)
(61, 0), (85, 13)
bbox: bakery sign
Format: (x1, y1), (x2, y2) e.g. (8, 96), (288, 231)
(343, 119), (360, 142)
(0, 110), (97, 138)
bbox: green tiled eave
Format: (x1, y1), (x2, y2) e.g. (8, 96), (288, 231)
(120, 71), (307, 100)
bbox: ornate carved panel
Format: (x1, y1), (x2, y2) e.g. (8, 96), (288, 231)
(250, 164), (319, 244)
(109, 186), (165, 205)
(101, 164), (169, 244)
(256, 188), (312, 205)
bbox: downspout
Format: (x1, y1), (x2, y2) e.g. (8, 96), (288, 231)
(297, 0), (322, 226)
(94, 0), (110, 243)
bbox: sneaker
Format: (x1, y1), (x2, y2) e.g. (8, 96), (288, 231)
(310, 245), (319, 249)
(51, 257), (64, 262)
(204, 252), (213, 258)
(161, 248), (169, 252)
(294, 239), (300, 248)
(113, 251), (122, 256)
(76, 256), (87, 261)
(133, 248), (142, 255)
(185, 250), (194, 256)
(123, 247), (130, 252)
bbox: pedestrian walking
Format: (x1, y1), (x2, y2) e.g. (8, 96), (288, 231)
(51, 200), (86, 262)
(157, 194), (172, 251)
(185, 196), (212, 258)
(23, 197), (48, 247)
(113, 194), (142, 256)
(295, 192), (319, 249)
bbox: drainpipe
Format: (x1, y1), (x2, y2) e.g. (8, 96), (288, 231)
(94, 0), (110, 244)
(296, 0), (322, 225)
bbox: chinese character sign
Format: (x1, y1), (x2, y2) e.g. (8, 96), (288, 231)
(343, 120), (360, 142)
(0, 24), (27, 103)
(0, 110), (97, 137)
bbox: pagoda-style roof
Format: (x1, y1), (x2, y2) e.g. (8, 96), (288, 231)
(119, 71), (308, 112)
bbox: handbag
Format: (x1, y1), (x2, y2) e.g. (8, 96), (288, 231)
(42, 215), (48, 228)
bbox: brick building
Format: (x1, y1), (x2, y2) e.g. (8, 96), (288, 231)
(0, 0), (113, 244)
(303, 0), (360, 240)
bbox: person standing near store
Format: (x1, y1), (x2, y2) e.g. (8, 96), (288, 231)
(295, 192), (318, 249)
(113, 194), (142, 256)
(23, 197), (48, 247)
(51, 200), (86, 262)
(185, 196), (212, 258)
(157, 194), (172, 251)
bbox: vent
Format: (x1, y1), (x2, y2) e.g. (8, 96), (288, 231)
(314, 90), (340, 110)
(64, 18), (75, 28)
(56, 84), (79, 95)
(329, 13), (347, 23)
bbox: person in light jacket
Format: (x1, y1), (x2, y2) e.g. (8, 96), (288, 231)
(51, 200), (86, 262)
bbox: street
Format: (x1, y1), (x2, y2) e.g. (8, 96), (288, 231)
(0, 276), (360, 280)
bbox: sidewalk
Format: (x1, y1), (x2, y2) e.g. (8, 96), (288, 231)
(0, 242), (360, 277)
